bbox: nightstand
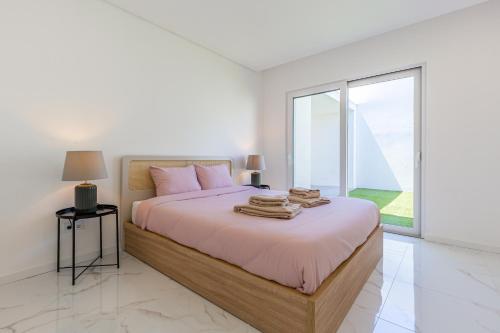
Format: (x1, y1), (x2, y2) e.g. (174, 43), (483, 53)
(244, 184), (271, 190)
(56, 204), (119, 285)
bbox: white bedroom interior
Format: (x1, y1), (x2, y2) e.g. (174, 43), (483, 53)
(0, 0), (499, 332)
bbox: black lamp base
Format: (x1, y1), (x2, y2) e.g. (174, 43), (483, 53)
(75, 183), (97, 214)
(250, 172), (261, 187)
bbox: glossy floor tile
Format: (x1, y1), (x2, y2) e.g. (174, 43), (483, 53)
(0, 233), (499, 333)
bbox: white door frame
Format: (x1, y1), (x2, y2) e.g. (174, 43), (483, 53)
(348, 68), (422, 237)
(286, 67), (423, 237)
(286, 80), (348, 196)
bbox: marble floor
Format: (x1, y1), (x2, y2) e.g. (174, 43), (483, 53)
(0, 233), (499, 333)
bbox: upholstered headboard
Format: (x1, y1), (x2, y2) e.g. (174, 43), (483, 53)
(120, 156), (233, 222)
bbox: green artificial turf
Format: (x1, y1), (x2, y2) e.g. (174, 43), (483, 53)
(348, 188), (413, 228)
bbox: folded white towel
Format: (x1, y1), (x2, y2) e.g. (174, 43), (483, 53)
(234, 203), (302, 219)
(288, 195), (331, 208)
(289, 187), (321, 199)
(249, 195), (289, 207)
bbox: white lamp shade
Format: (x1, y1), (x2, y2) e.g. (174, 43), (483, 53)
(62, 151), (108, 181)
(246, 155), (266, 171)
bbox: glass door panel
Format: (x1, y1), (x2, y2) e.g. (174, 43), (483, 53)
(293, 90), (341, 196)
(347, 69), (421, 236)
(287, 68), (421, 237)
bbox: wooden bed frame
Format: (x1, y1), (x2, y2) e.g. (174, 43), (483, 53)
(121, 156), (383, 333)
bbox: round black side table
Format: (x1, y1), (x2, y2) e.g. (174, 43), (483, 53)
(56, 204), (119, 285)
(244, 184), (271, 190)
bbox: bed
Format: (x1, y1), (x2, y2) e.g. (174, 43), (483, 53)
(121, 156), (383, 333)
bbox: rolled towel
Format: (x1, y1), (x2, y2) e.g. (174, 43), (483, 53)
(288, 195), (331, 208)
(289, 187), (321, 199)
(234, 203), (302, 219)
(249, 195), (289, 207)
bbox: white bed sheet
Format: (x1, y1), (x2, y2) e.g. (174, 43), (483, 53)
(131, 200), (143, 225)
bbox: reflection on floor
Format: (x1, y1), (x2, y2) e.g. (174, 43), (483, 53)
(0, 233), (499, 332)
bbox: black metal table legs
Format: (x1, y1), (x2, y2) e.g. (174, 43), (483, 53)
(99, 216), (103, 259)
(116, 212), (120, 269)
(56, 211), (119, 285)
(72, 218), (76, 285)
(57, 217), (60, 272)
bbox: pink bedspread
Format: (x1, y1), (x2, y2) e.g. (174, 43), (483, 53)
(136, 186), (379, 294)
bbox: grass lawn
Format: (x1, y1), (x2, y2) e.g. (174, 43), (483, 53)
(348, 188), (413, 228)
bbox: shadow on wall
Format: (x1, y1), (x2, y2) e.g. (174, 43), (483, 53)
(355, 114), (402, 191)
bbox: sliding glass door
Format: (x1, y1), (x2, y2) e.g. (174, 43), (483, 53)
(288, 82), (347, 197)
(347, 69), (421, 236)
(292, 89), (342, 196)
(287, 68), (421, 236)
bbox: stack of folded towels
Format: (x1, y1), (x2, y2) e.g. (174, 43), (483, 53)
(234, 195), (302, 219)
(288, 187), (331, 208)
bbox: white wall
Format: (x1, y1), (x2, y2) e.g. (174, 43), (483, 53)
(310, 95), (340, 187)
(293, 97), (312, 187)
(347, 108), (357, 190)
(293, 94), (340, 188)
(262, 1), (500, 251)
(0, 0), (261, 280)
(354, 88), (414, 191)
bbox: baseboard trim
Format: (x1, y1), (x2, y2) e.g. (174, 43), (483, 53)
(424, 235), (500, 254)
(0, 246), (119, 286)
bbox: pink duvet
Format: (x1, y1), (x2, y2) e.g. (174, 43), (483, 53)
(136, 186), (379, 294)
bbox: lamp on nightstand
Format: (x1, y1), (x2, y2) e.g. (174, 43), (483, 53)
(246, 154), (266, 187)
(62, 151), (108, 214)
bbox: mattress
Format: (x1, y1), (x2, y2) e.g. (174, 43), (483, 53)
(135, 186), (379, 294)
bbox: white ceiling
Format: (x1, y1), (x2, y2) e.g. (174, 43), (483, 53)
(106, 0), (487, 71)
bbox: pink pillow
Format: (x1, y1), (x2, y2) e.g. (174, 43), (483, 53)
(149, 165), (201, 196)
(195, 164), (233, 190)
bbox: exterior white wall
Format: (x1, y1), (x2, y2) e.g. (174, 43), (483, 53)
(295, 91), (413, 192)
(354, 94), (414, 191)
(293, 97), (312, 187)
(262, 1), (500, 251)
(347, 108), (357, 190)
(310, 95), (340, 187)
(0, 0), (261, 280)
(293, 94), (340, 188)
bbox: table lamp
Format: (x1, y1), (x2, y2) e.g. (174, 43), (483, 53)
(246, 154), (266, 187)
(62, 151), (108, 213)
